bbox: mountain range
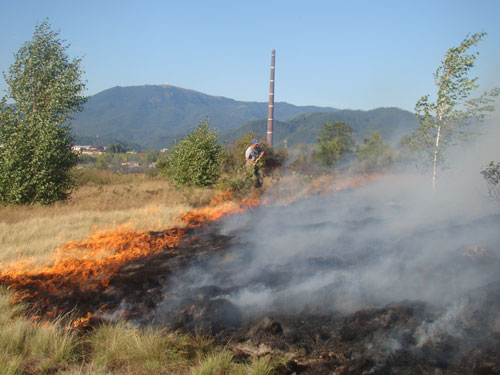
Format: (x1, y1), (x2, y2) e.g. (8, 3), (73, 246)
(70, 84), (418, 149)
(71, 85), (338, 149)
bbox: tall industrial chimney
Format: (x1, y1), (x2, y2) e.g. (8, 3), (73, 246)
(267, 49), (275, 147)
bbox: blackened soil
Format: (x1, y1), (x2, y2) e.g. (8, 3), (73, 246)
(3, 221), (500, 375)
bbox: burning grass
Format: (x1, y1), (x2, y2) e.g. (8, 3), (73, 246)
(0, 187), (264, 329)
(0, 174), (196, 266)
(4, 171), (480, 375)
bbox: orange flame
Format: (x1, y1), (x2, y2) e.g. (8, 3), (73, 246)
(180, 192), (262, 227)
(0, 191), (261, 327)
(0, 177), (376, 327)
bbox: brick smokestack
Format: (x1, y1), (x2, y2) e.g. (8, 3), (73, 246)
(267, 49), (275, 147)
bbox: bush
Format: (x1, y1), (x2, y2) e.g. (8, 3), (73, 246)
(158, 121), (223, 187)
(355, 131), (393, 172)
(315, 121), (354, 167)
(220, 132), (287, 195)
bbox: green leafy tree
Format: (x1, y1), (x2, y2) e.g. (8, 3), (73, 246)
(356, 131), (393, 172)
(222, 131), (259, 174)
(143, 149), (160, 163)
(411, 32), (499, 193)
(0, 21), (87, 204)
(315, 121), (354, 167)
(158, 120), (222, 187)
(107, 143), (127, 154)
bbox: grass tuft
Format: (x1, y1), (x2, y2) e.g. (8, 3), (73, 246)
(247, 355), (274, 375)
(191, 351), (233, 375)
(88, 323), (212, 374)
(0, 288), (79, 374)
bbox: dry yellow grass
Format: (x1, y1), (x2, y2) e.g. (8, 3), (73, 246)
(0, 170), (362, 375)
(0, 170), (384, 267)
(0, 173), (219, 266)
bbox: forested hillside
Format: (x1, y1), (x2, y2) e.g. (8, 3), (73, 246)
(71, 85), (337, 149)
(220, 107), (419, 147)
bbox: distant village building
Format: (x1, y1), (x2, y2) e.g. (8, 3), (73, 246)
(72, 145), (105, 155)
(121, 161), (140, 168)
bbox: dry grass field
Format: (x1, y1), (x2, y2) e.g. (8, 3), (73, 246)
(0, 171), (290, 375)
(0, 170), (383, 374)
(0, 171), (219, 265)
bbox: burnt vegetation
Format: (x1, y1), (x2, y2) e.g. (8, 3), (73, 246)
(3, 190), (500, 375)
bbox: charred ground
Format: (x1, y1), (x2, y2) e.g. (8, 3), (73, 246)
(4, 207), (500, 375)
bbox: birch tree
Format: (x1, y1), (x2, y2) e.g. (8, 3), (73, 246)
(411, 32), (499, 193)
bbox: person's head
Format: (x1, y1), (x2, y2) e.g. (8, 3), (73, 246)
(251, 139), (259, 148)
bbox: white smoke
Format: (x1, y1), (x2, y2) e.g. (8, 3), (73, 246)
(155, 120), (500, 348)
(213, 120), (500, 316)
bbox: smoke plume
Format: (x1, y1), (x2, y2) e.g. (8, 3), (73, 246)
(156, 121), (500, 346)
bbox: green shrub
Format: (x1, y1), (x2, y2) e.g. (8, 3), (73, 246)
(355, 131), (393, 172)
(158, 121), (223, 187)
(220, 132), (286, 195)
(315, 121), (354, 167)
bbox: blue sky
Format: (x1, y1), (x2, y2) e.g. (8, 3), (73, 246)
(1, 0), (499, 112)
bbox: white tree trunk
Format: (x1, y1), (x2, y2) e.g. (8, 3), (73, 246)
(432, 124), (442, 195)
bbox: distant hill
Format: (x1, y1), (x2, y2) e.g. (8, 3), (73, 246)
(220, 108), (419, 147)
(70, 85), (338, 149)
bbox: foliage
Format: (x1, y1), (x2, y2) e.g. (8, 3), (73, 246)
(220, 108), (419, 148)
(219, 131), (286, 195)
(355, 131), (393, 172)
(107, 143), (127, 153)
(222, 131), (258, 173)
(315, 121), (354, 167)
(410, 32), (499, 191)
(158, 120), (223, 187)
(481, 161), (500, 200)
(0, 21), (86, 204)
(70, 84), (338, 149)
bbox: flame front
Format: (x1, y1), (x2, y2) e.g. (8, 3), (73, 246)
(0, 192), (261, 327)
(0, 227), (185, 303)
